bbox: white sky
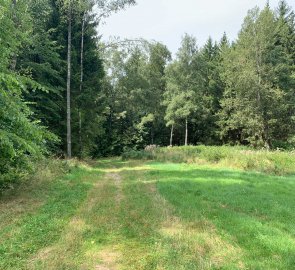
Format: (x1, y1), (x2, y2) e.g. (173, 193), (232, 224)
(99, 0), (295, 55)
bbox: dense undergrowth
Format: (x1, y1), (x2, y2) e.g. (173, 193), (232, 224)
(0, 158), (72, 192)
(122, 145), (295, 175)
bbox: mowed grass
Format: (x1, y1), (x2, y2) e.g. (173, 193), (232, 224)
(0, 158), (295, 269)
(0, 164), (95, 269)
(151, 163), (295, 269)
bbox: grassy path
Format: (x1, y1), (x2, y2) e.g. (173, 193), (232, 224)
(1, 159), (295, 269)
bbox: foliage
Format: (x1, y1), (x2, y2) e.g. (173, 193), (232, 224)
(0, 0), (31, 72)
(0, 74), (58, 188)
(163, 34), (199, 143)
(218, 4), (295, 147)
(95, 41), (171, 156)
(121, 149), (153, 160)
(1, 0), (295, 185)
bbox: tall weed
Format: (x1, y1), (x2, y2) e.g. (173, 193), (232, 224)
(123, 146), (295, 175)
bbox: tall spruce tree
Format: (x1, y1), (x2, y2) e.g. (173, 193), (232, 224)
(218, 5), (295, 147)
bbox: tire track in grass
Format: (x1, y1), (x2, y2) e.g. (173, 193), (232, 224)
(0, 168), (92, 270)
(1, 159), (244, 269)
(93, 172), (123, 270)
(29, 171), (119, 270)
(116, 163), (243, 270)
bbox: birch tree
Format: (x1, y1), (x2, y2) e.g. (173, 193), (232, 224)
(164, 34), (200, 146)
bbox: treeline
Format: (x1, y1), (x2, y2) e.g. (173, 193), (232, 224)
(0, 0), (135, 186)
(104, 1), (295, 151)
(0, 1), (295, 186)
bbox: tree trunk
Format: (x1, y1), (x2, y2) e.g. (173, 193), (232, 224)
(78, 12), (86, 158)
(66, 2), (72, 159)
(185, 118), (188, 146)
(255, 35), (265, 146)
(151, 126), (154, 145)
(170, 125), (174, 147)
(10, 0), (18, 70)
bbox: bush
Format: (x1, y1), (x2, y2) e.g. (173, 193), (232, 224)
(0, 74), (58, 189)
(122, 150), (154, 160)
(0, 158), (69, 193)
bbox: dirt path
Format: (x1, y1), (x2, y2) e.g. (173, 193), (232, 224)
(3, 158), (290, 269)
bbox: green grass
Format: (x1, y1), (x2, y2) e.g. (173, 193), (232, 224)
(152, 162), (295, 269)
(0, 171), (93, 269)
(1, 156), (295, 269)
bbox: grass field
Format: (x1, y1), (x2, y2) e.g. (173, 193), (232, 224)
(1, 157), (295, 269)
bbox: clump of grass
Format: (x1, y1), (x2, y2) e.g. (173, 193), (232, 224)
(121, 150), (154, 160)
(123, 146), (295, 175)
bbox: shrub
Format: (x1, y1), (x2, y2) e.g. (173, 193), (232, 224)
(0, 158), (69, 193)
(122, 150), (154, 160)
(0, 74), (58, 189)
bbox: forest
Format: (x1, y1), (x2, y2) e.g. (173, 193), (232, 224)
(1, 1), (295, 269)
(0, 0), (294, 183)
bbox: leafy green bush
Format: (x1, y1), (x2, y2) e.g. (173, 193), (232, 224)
(0, 74), (58, 189)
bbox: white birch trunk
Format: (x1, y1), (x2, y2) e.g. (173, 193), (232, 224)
(185, 118), (188, 146)
(170, 125), (174, 147)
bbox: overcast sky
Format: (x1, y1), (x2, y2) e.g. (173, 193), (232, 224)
(99, 0), (295, 55)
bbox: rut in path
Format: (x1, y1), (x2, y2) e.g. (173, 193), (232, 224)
(28, 169), (123, 270)
(108, 172), (123, 205)
(95, 172), (123, 270)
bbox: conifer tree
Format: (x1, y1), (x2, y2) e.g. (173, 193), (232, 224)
(218, 5), (295, 147)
